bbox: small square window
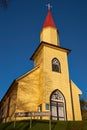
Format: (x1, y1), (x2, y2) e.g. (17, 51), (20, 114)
(46, 104), (49, 110)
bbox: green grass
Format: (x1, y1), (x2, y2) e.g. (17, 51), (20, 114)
(0, 120), (87, 130)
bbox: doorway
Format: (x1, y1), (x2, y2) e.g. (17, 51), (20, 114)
(50, 89), (66, 120)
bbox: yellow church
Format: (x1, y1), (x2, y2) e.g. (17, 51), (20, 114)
(0, 8), (82, 122)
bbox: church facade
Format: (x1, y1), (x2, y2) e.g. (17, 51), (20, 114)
(0, 9), (82, 122)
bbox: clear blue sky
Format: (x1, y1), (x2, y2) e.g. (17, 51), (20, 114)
(0, 0), (87, 100)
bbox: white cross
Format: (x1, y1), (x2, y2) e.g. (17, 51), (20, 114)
(46, 3), (52, 10)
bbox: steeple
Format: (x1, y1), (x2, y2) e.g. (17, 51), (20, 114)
(43, 10), (56, 28)
(40, 6), (60, 46)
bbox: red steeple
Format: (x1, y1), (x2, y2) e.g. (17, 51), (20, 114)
(43, 10), (56, 28)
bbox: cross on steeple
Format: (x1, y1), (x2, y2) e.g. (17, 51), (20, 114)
(46, 3), (52, 10)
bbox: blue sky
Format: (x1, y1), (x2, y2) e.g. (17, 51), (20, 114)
(0, 0), (87, 100)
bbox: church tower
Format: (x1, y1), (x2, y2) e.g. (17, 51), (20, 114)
(31, 7), (82, 120)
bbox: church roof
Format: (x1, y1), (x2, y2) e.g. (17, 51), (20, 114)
(43, 10), (56, 28)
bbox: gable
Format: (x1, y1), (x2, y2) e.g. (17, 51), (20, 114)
(71, 80), (82, 95)
(16, 65), (40, 82)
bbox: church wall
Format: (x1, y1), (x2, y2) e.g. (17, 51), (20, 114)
(16, 67), (40, 113)
(42, 46), (74, 120)
(0, 98), (8, 122)
(71, 81), (82, 120)
(8, 86), (17, 121)
(33, 47), (46, 109)
(34, 46), (44, 67)
(0, 84), (17, 122)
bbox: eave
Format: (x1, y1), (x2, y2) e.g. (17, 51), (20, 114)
(30, 41), (71, 60)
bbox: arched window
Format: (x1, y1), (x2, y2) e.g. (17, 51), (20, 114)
(50, 89), (66, 120)
(52, 58), (61, 73)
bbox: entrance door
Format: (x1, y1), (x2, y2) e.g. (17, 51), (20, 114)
(50, 90), (66, 120)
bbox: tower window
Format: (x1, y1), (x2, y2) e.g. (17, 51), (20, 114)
(52, 58), (61, 73)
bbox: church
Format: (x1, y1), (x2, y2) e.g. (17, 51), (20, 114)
(0, 7), (82, 122)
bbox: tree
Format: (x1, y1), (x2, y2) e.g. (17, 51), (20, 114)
(0, 0), (9, 8)
(80, 98), (87, 120)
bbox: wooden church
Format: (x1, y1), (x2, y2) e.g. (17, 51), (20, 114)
(0, 7), (82, 122)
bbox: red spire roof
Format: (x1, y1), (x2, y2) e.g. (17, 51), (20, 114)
(43, 10), (56, 28)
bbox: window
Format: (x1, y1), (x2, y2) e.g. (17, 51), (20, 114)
(52, 58), (61, 73)
(38, 104), (42, 112)
(46, 104), (49, 110)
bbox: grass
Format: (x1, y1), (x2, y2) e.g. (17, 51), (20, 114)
(0, 120), (87, 130)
